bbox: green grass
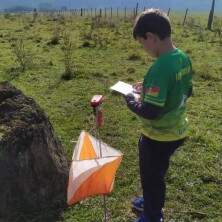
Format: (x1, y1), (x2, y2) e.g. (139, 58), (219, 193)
(0, 12), (222, 222)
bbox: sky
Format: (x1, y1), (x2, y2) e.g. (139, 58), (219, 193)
(0, 0), (221, 12)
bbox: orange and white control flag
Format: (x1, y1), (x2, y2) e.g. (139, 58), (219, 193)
(67, 131), (123, 205)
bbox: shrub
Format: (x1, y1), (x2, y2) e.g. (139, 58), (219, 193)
(10, 37), (32, 71)
(91, 31), (109, 48)
(213, 16), (222, 44)
(187, 17), (195, 28)
(48, 26), (61, 45)
(81, 29), (93, 41)
(61, 32), (75, 80)
(91, 16), (119, 30)
(197, 26), (205, 42)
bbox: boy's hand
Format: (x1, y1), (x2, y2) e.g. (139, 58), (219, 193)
(133, 82), (142, 94)
(124, 93), (135, 104)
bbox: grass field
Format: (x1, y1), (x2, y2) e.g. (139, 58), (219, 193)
(0, 11), (221, 222)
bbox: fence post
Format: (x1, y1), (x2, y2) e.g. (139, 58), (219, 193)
(95, 8), (97, 17)
(167, 8), (171, 16)
(105, 8), (107, 18)
(80, 8), (83, 16)
(111, 7), (112, 18)
(183, 8), (189, 26)
(135, 2), (139, 17)
(99, 8), (102, 17)
(207, 0), (215, 30)
(124, 7), (127, 19)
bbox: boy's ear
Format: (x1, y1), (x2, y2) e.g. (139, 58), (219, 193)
(145, 32), (156, 41)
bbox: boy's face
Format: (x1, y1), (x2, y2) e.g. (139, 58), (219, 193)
(137, 33), (159, 57)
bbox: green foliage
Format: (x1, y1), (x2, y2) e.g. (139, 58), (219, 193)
(61, 31), (75, 80)
(10, 37), (32, 72)
(81, 18), (116, 48)
(197, 26), (205, 42)
(186, 17), (196, 28)
(48, 25), (61, 45)
(213, 16), (222, 44)
(91, 16), (119, 30)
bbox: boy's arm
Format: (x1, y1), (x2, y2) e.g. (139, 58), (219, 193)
(125, 94), (162, 120)
(188, 57), (193, 98)
(188, 86), (193, 98)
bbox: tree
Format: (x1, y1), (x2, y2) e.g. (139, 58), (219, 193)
(207, 0), (216, 30)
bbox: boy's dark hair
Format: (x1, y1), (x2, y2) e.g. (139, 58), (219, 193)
(133, 9), (171, 40)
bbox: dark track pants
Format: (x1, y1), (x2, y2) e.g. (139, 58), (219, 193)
(138, 135), (185, 222)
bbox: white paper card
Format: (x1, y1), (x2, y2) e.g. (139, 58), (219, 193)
(110, 81), (134, 95)
(110, 81), (141, 101)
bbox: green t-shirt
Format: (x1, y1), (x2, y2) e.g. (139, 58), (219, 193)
(140, 48), (192, 141)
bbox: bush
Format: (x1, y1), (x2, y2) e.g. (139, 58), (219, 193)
(91, 16), (119, 30)
(81, 29), (93, 41)
(61, 32), (75, 80)
(91, 31), (109, 48)
(197, 27), (205, 42)
(187, 17), (195, 28)
(10, 37), (32, 71)
(213, 16), (222, 44)
(48, 26), (61, 45)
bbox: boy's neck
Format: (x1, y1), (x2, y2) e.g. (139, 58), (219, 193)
(156, 37), (176, 57)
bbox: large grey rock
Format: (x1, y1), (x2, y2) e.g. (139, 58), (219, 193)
(0, 82), (69, 221)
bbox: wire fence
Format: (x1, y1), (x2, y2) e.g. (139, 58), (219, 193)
(37, 7), (189, 20)
(1, 7), (220, 29)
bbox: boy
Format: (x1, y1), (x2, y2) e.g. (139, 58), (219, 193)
(124, 9), (192, 222)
